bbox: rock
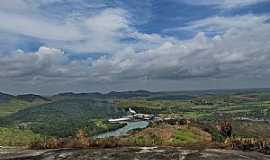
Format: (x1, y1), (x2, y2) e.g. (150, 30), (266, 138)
(0, 147), (270, 160)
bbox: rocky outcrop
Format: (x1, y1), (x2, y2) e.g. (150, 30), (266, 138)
(1, 147), (270, 160)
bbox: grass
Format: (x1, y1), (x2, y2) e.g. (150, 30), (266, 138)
(127, 125), (212, 146)
(0, 127), (44, 146)
(95, 119), (111, 129)
(182, 112), (211, 119)
(172, 129), (200, 144)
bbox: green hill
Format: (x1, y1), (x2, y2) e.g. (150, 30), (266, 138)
(0, 99), (126, 137)
(0, 94), (49, 117)
(16, 94), (50, 102)
(0, 92), (13, 103)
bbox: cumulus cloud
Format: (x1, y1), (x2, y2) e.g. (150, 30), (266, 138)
(0, 47), (67, 78)
(65, 8), (131, 53)
(0, 2), (132, 53)
(1, 1), (270, 93)
(1, 14), (270, 85)
(90, 16), (270, 81)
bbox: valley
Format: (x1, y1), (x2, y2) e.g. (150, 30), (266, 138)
(1, 89), (270, 159)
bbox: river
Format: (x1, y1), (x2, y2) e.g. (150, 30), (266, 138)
(94, 121), (149, 139)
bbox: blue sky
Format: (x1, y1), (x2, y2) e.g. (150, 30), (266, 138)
(0, 0), (270, 94)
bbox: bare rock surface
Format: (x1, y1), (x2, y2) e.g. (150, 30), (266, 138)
(1, 147), (270, 160)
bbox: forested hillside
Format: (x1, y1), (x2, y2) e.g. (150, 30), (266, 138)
(0, 99), (126, 137)
(0, 94), (50, 117)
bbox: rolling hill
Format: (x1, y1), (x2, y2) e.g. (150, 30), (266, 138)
(0, 94), (50, 117)
(0, 92), (13, 103)
(16, 94), (50, 102)
(0, 99), (126, 137)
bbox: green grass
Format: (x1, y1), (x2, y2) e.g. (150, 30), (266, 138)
(129, 125), (210, 146)
(172, 128), (200, 144)
(0, 127), (44, 146)
(182, 112), (211, 119)
(94, 119), (122, 130)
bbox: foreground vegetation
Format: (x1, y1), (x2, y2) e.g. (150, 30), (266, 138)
(127, 125), (212, 146)
(0, 127), (43, 146)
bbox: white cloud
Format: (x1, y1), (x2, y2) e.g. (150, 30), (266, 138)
(1, 1), (270, 93)
(0, 11), (83, 41)
(173, 15), (269, 33)
(0, 0), (29, 12)
(85, 8), (129, 35)
(70, 8), (131, 53)
(221, 0), (268, 8)
(1, 14), (270, 84)
(0, 47), (65, 78)
(182, 0), (269, 8)
(0, 6), (132, 53)
(90, 15), (270, 81)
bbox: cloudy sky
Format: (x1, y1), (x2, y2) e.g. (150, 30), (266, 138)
(1, 0), (270, 94)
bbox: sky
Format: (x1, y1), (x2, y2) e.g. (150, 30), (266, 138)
(0, 0), (270, 95)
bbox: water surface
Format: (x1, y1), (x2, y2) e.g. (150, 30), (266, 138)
(94, 121), (149, 139)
